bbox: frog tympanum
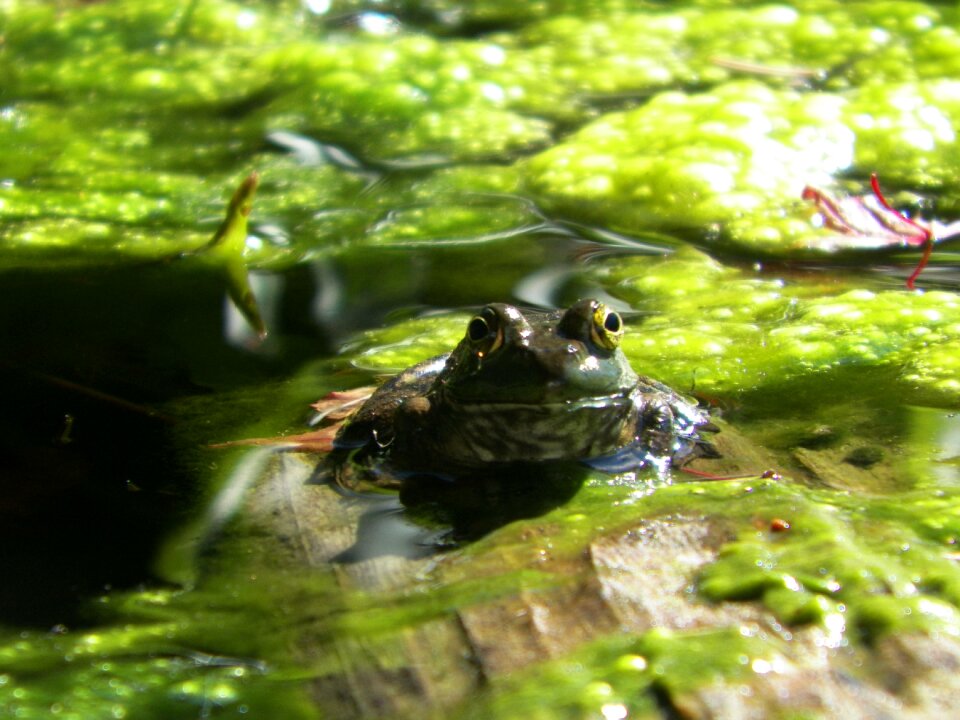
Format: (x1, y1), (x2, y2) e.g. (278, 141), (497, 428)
(331, 299), (714, 482)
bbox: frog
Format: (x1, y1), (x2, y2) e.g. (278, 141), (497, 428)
(330, 298), (715, 482)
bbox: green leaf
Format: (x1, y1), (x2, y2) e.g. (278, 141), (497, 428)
(202, 172), (267, 340)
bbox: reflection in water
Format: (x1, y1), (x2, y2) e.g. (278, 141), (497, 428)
(909, 406), (960, 487)
(223, 272), (284, 354)
(331, 495), (442, 562)
(331, 462), (590, 563)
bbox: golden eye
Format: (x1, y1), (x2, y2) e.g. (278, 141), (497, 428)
(466, 307), (504, 354)
(590, 304), (623, 350)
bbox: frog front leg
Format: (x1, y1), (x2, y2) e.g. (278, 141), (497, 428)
(637, 396), (680, 462)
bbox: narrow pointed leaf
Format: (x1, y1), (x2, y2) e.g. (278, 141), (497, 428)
(205, 172), (267, 338)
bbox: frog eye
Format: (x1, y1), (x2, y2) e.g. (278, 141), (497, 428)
(590, 304), (624, 350)
(466, 307), (504, 355)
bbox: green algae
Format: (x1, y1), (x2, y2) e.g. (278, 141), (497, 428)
(7, 1), (960, 264)
(849, 79), (960, 188)
(256, 37), (555, 162)
(341, 312), (468, 371)
(522, 80), (850, 252)
(696, 481), (960, 642)
(454, 626), (771, 720)
(456, 608), (917, 719)
(590, 247), (960, 405)
(522, 75), (960, 253)
(2, 2), (285, 103)
(0, 589), (319, 720)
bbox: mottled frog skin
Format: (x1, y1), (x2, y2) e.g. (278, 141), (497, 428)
(333, 299), (713, 479)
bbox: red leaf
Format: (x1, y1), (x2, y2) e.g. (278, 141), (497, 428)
(211, 386), (376, 454)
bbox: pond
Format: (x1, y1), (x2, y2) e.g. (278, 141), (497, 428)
(4, 0), (960, 717)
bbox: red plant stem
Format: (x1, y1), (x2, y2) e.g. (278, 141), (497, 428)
(905, 239), (934, 290)
(869, 173), (934, 290)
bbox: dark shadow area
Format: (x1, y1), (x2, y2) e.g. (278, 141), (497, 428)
(400, 461), (590, 541)
(0, 264), (322, 627)
(329, 461), (590, 564)
(0, 365), (182, 627)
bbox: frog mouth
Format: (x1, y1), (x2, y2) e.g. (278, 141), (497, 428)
(445, 391), (637, 412)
